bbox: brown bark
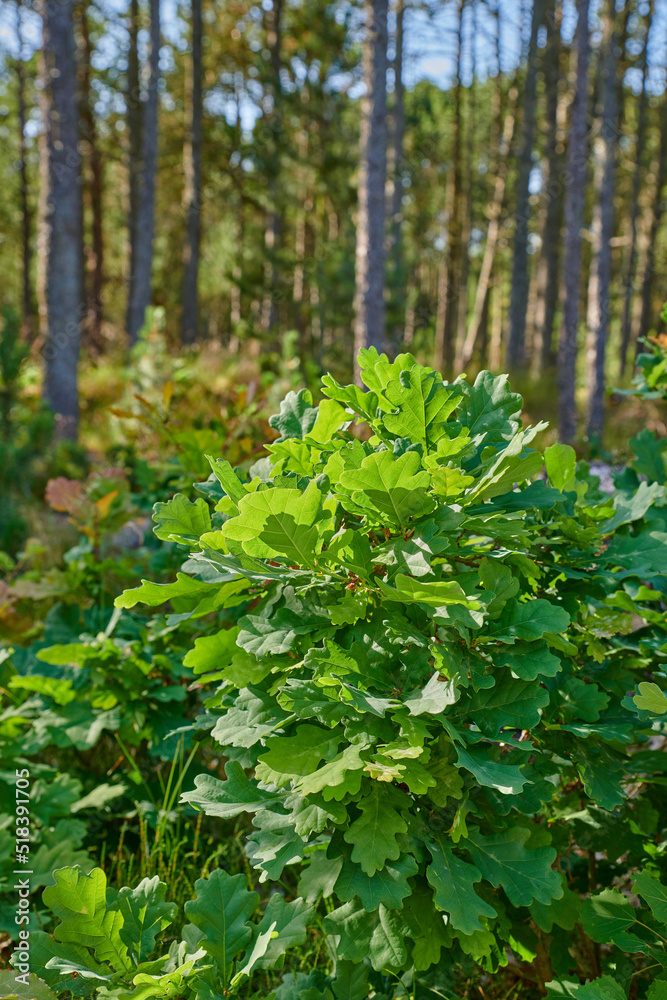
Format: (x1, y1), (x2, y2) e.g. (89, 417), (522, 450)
(40, 0), (83, 440)
(354, 0), (389, 380)
(126, 0), (160, 346)
(618, 0), (652, 374)
(507, 0), (545, 370)
(433, 0), (463, 375)
(586, 0), (619, 440)
(557, 0), (590, 443)
(15, 0), (33, 341)
(181, 0), (203, 345)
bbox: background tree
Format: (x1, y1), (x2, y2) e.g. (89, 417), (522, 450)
(558, 0), (590, 443)
(353, 0), (389, 379)
(41, 0), (82, 440)
(126, 0), (160, 346)
(181, 0), (203, 346)
(506, 0), (544, 370)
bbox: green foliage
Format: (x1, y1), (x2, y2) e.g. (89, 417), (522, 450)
(116, 350), (667, 996)
(27, 866), (308, 998)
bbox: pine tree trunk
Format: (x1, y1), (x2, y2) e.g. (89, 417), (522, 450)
(78, 0), (104, 353)
(586, 0), (618, 440)
(181, 0), (203, 346)
(126, 0), (141, 338)
(455, 0), (476, 368)
(126, 0), (160, 346)
(557, 0), (590, 443)
(433, 0), (463, 375)
(532, 0), (563, 373)
(354, 0), (388, 380)
(619, 0), (653, 371)
(41, 0), (82, 440)
(15, 0), (32, 341)
(388, 0), (405, 348)
(638, 100), (667, 343)
(460, 84), (518, 368)
(507, 0), (545, 370)
(261, 0), (284, 342)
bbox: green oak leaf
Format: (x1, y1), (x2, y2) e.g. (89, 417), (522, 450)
(336, 450), (435, 527)
(114, 573), (216, 609)
(545, 443), (577, 492)
(457, 371), (522, 450)
(246, 811), (305, 882)
(257, 725), (342, 783)
(113, 875), (176, 964)
(634, 870), (667, 922)
(403, 673), (459, 715)
(184, 870), (258, 968)
(250, 894), (312, 970)
(221, 479), (327, 565)
(152, 494), (211, 543)
(296, 742), (369, 798)
(331, 960), (370, 1000)
(480, 598), (570, 642)
(469, 675), (549, 737)
(323, 901), (409, 971)
(334, 853), (418, 911)
(379, 574), (481, 609)
(426, 835), (496, 935)
(0, 972), (58, 1000)
(181, 761), (283, 817)
(343, 786), (407, 876)
(466, 826), (562, 906)
(600, 480), (665, 534)
(633, 682), (667, 715)
(269, 389), (319, 441)
(42, 867), (130, 972)
(455, 743), (529, 794)
(495, 641), (562, 680)
(212, 686), (289, 748)
(579, 888), (646, 953)
(401, 889), (452, 970)
(183, 627), (240, 675)
(381, 367), (462, 448)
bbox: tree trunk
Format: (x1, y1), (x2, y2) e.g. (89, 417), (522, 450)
(261, 0), (284, 342)
(181, 0), (203, 346)
(557, 0), (590, 444)
(638, 96), (667, 344)
(354, 0), (388, 380)
(506, 0), (545, 370)
(77, 0), (104, 353)
(126, 0), (160, 346)
(126, 0), (141, 338)
(41, 0), (83, 440)
(586, 0), (618, 440)
(388, 0), (405, 349)
(532, 0), (563, 373)
(433, 0), (463, 375)
(15, 0), (33, 341)
(455, 0), (476, 368)
(460, 85), (518, 368)
(619, 0), (653, 373)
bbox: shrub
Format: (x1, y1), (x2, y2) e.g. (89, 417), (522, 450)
(42, 350), (667, 997)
